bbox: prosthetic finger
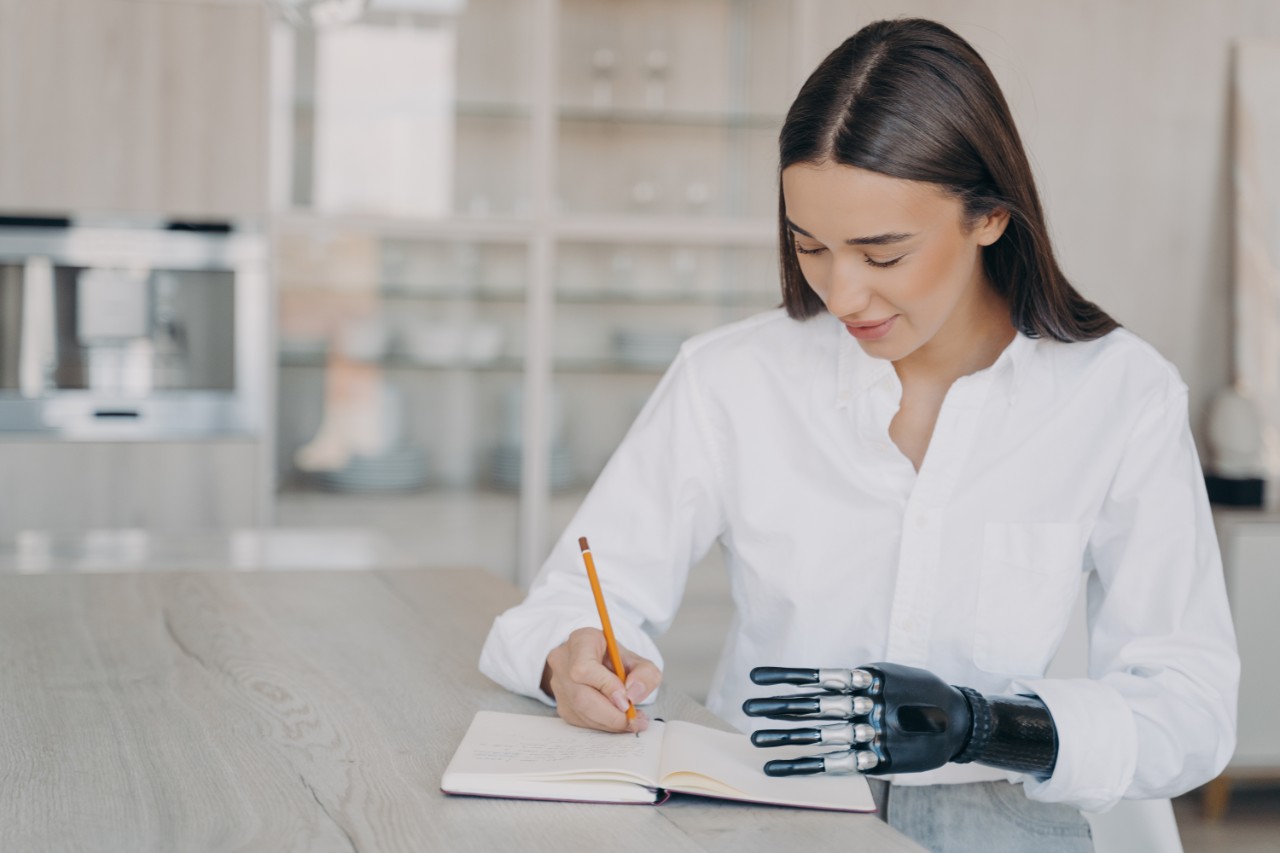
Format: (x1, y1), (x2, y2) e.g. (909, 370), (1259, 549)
(742, 693), (875, 720)
(751, 721), (876, 747)
(763, 748), (881, 776)
(750, 667), (876, 692)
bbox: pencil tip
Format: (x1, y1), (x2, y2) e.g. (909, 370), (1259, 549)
(578, 536), (589, 551)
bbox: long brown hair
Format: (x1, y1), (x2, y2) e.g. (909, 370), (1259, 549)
(779, 18), (1116, 342)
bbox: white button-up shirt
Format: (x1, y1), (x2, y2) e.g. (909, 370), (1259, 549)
(480, 308), (1238, 812)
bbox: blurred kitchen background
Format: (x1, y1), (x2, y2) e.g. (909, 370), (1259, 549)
(2, 1), (1280, 849)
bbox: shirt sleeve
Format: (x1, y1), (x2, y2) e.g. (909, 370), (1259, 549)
(478, 348), (728, 705)
(1016, 382), (1240, 812)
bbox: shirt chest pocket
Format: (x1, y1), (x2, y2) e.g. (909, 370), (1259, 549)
(973, 522), (1088, 677)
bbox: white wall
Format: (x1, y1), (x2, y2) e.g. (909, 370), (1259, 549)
(803, 0), (1280, 447)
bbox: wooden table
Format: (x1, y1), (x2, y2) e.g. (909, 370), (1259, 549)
(0, 568), (923, 852)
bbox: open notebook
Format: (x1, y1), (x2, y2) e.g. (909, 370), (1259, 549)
(441, 710), (875, 812)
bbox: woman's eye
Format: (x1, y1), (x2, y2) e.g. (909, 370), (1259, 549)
(864, 255), (904, 268)
(794, 243), (826, 256)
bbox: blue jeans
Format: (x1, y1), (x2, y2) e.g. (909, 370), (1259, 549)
(869, 779), (1094, 853)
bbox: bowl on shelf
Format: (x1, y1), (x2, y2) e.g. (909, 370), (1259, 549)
(339, 318), (392, 363)
(464, 323), (505, 365)
(402, 322), (465, 366)
(279, 337), (328, 361)
(611, 327), (688, 368)
(490, 442), (574, 492)
(310, 444), (429, 493)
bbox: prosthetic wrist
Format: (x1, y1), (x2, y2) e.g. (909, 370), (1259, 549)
(952, 687), (1058, 777)
(742, 662), (1058, 780)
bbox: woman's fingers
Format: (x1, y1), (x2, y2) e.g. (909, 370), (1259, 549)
(549, 629), (629, 731)
(620, 649), (662, 704)
(557, 682), (635, 732)
(565, 629), (627, 703)
(546, 628), (660, 733)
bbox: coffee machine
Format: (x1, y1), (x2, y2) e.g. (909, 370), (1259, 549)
(0, 218), (267, 438)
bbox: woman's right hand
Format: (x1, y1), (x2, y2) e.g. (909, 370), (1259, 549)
(541, 627), (662, 734)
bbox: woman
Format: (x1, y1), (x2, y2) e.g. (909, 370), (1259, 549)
(480, 18), (1237, 852)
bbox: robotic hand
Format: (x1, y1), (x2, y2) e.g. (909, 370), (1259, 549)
(742, 663), (1058, 779)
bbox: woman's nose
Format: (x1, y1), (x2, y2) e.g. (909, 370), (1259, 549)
(823, 259), (874, 318)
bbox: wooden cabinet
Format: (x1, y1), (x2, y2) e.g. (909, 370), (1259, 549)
(0, 0), (267, 220)
(0, 439), (264, 534)
(1203, 508), (1280, 818)
(1223, 516), (1280, 768)
(1215, 510), (1280, 768)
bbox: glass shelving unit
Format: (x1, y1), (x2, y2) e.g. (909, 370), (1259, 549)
(545, 0), (800, 562)
(268, 0), (860, 584)
(269, 0), (539, 580)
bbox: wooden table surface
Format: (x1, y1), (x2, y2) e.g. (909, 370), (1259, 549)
(0, 568), (923, 852)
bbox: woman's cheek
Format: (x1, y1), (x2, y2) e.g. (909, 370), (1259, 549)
(798, 260), (831, 302)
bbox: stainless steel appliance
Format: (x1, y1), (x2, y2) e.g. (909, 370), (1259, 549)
(0, 219), (268, 438)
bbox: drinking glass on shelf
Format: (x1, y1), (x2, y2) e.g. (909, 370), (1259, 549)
(629, 178), (659, 213)
(644, 47), (670, 111)
(590, 47), (617, 110)
(452, 242), (481, 294)
(684, 180), (712, 215)
(671, 248), (699, 294)
(609, 250), (635, 294)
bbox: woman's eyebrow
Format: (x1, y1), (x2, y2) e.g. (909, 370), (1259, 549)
(786, 219), (915, 246)
(846, 231), (916, 246)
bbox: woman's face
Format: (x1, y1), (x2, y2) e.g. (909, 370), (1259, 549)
(782, 161), (1010, 366)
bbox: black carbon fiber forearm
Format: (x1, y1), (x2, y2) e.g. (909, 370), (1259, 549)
(954, 690), (1058, 779)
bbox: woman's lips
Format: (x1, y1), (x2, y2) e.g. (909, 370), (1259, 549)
(844, 316), (897, 341)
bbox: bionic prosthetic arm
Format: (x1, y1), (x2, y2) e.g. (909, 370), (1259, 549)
(742, 663), (1058, 779)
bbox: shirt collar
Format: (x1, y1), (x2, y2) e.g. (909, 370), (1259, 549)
(834, 317), (1036, 409)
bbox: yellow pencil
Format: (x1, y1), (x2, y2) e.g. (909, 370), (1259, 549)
(578, 536), (637, 730)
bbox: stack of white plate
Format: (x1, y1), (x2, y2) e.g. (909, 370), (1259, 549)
(612, 328), (688, 368)
(491, 443), (574, 492)
(312, 445), (429, 493)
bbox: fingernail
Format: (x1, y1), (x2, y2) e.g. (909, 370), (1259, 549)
(610, 690), (629, 712)
(626, 682), (646, 702)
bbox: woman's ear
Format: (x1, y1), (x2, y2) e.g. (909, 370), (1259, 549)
(975, 207), (1011, 246)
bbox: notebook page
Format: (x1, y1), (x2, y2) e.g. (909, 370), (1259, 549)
(443, 711), (666, 786)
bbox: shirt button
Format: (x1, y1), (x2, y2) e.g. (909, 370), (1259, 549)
(914, 514), (928, 529)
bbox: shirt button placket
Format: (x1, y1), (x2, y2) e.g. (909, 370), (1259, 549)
(894, 498), (947, 664)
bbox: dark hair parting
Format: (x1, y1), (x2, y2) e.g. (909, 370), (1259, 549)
(778, 18), (1117, 343)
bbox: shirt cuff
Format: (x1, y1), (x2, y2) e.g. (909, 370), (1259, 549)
(479, 609), (602, 707)
(479, 608), (667, 709)
(1011, 676), (1138, 812)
